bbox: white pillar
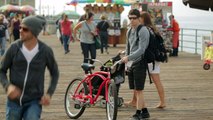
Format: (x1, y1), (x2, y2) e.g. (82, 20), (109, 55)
(19, 0), (21, 6)
(39, 0), (41, 15)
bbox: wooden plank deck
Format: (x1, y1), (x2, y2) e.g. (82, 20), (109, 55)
(1, 34), (213, 120)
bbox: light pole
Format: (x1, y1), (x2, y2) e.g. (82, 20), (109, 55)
(39, 0), (41, 15)
(18, 0), (21, 6)
(48, 5), (49, 16)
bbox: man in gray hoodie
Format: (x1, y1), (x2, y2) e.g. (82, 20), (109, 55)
(0, 15), (59, 120)
(121, 9), (150, 120)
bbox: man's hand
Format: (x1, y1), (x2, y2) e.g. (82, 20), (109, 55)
(121, 56), (128, 63)
(40, 94), (51, 106)
(7, 84), (21, 100)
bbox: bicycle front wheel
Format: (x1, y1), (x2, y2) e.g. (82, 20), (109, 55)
(64, 78), (88, 119)
(106, 80), (118, 120)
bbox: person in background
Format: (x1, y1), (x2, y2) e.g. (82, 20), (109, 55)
(168, 14), (180, 57)
(73, 12), (97, 74)
(0, 15), (7, 56)
(11, 14), (20, 41)
(60, 14), (72, 54)
(0, 14), (10, 42)
(0, 15), (59, 120)
(121, 9), (150, 120)
(124, 12), (166, 109)
(55, 14), (63, 45)
(42, 14), (47, 35)
(96, 14), (110, 54)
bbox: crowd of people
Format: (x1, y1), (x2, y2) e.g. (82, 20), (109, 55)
(0, 8), (180, 119)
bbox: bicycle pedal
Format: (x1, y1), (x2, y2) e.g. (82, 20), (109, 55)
(99, 99), (106, 108)
(118, 97), (124, 107)
(86, 104), (91, 108)
(74, 104), (81, 109)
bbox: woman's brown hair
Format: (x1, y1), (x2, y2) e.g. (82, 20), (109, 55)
(85, 12), (94, 20)
(140, 12), (157, 33)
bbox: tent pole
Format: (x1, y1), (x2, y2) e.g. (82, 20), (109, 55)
(19, 0), (21, 6)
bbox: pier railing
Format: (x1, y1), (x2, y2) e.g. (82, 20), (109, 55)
(179, 28), (213, 55)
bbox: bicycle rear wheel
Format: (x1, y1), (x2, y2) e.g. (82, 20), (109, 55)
(64, 78), (88, 119)
(106, 80), (118, 120)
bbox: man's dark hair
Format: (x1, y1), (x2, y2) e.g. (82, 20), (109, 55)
(128, 9), (140, 18)
(85, 12), (94, 20)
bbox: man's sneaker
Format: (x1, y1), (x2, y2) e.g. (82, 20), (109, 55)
(130, 113), (141, 120)
(141, 112), (150, 119)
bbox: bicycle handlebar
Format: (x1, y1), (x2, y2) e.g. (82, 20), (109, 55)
(85, 53), (124, 69)
(111, 59), (123, 69)
(85, 58), (104, 66)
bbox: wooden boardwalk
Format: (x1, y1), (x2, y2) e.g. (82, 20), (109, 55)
(1, 34), (213, 120)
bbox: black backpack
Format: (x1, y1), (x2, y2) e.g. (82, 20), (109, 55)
(127, 25), (168, 83)
(146, 26), (168, 63)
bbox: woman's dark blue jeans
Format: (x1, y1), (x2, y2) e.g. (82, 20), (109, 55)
(80, 42), (96, 73)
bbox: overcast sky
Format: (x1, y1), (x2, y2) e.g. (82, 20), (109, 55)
(36, 0), (213, 17)
(161, 0), (213, 17)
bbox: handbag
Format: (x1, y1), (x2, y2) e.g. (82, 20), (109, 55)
(94, 35), (101, 49)
(85, 22), (101, 49)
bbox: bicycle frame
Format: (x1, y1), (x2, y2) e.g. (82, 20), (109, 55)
(72, 71), (111, 105)
(65, 55), (123, 119)
(204, 59), (212, 64)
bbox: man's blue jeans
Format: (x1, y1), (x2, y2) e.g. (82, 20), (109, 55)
(62, 35), (70, 52)
(6, 99), (42, 120)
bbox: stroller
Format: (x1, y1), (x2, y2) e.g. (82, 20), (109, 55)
(203, 41), (213, 70)
(89, 53), (125, 107)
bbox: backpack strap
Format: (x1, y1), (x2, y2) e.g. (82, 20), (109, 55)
(146, 63), (153, 84)
(127, 25), (143, 55)
(135, 25), (143, 45)
(127, 28), (131, 55)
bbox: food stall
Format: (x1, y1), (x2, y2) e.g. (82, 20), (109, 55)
(132, 1), (172, 27)
(83, 3), (125, 47)
(131, 1), (173, 50)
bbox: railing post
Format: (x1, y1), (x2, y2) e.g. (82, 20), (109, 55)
(195, 29), (198, 54)
(181, 28), (183, 52)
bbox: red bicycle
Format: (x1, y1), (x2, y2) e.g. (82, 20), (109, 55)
(64, 54), (124, 120)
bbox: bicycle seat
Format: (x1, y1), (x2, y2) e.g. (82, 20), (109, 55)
(81, 63), (95, 71)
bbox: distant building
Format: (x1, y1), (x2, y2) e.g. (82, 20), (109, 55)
(0, 0), (35, 7)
